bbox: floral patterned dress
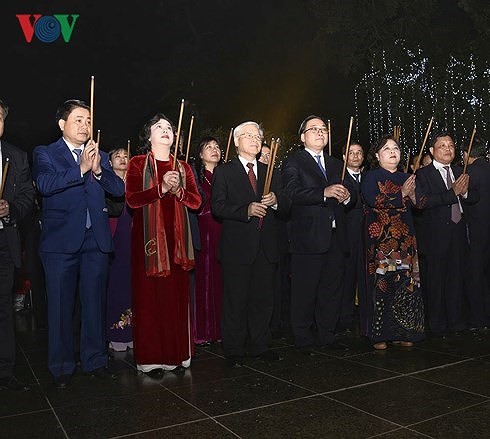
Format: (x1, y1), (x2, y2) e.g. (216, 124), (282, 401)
(360, 167), (425, 343)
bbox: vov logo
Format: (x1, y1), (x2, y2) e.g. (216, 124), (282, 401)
(16, 14), (79, 43)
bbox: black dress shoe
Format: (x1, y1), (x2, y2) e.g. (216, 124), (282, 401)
(54, 374), (72, 389)
(298, 346), (316, 356)
(88, 367), (117, 380)
(0, 376), (31, 391)
(324, 341), (349, 351)
(256, 350), (283, 362)
(170, 365), (187, 375)
(226, 355), (244, 368)
(145, 368), (164, 378)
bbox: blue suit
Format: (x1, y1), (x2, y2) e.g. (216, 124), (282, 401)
(33, 138), (125, 378)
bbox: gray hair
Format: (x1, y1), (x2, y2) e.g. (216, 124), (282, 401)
(233, 121), (263, 144)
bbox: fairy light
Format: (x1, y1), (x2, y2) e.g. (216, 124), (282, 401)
(355, 39), (489, 157)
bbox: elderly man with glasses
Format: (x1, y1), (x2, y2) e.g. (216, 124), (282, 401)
(211, 121), (290, 367)
(282, 115), (354, 354)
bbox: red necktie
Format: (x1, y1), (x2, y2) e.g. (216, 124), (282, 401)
(247, 162), (257, 194)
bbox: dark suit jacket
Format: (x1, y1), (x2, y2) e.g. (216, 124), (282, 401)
(415, 161), (478, 255)
(281, 149), (354, 254)
(465, 157), (490, 244)
(211, 158), (290, 264)
(345, 170), (363, 233)
(33, 138), (125, 254)
(0, 141), (35, 267)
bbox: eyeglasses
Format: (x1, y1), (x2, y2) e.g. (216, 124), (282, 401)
(239, 133), (263, 142)
(303, 126), (328, 135)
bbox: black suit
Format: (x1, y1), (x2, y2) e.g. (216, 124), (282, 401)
(464, 157), (490, 327)
(339, 170), (364, 330)
(281, 149), (353, 347)
(211, 158), (289, 357)
(0, 141), (35, 379)
(416, 161), (477, 333)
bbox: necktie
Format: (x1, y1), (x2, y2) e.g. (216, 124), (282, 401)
(73, 148), (82, 164)
(315, 155), (327, 179)
(247, 162), (257, 194)
(73, 148), (92, 229)
(443, 166), (462, 224)
(353, 173), (360, 183)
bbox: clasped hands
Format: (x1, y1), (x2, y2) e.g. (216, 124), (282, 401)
(324, 184), (350, 203)
(451, 173), (469, 196)
(401, 174), (416, 203)
(0, 199), (10, 218)
(80, 139), (102, 175)
(161, 170), (182, 195)
(248, 192), (277, 218)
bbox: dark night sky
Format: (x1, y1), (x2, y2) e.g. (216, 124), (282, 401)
(1, 1), (487, 160)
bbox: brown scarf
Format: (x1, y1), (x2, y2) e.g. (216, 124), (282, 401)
(142, 152), (195, 277)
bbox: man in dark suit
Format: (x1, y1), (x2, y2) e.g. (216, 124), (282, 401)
(33, 99), (125, 388)
(463, 138), (490, 330)
(281, 115), (353, 353)
(211, 121), (289, 366)
(338, 142), (365, 335)
(0, 98), (35, 391)
(415, 132), (477, 335)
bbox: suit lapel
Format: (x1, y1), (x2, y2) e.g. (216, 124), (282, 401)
(57, 138), (78, 168)
(232, 158), (257, 197)
(299, 149), (326, 181)
(1, 143), (12, 198)
(428, 163), (448, 191)
(257, 162), (266, 196)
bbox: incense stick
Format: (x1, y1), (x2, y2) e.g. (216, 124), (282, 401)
(224, 127), (233, 162)
(185, 115), (195, 163)
(463, 124), (477, 174)
(414, 117), (434, 171)
(341, 117), (354, 182)
(173, 98), (185, 170)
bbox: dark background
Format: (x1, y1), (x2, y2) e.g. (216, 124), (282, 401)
(1, 0), (488, 161)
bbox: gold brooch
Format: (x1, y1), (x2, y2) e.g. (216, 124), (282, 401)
(145, 238), (157, 256)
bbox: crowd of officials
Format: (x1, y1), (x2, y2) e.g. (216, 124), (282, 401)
(0, 97), (489, 391)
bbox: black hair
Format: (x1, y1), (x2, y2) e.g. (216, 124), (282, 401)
(138, 113), (176, 154)
(298, 114), (326, 136)
(55, 99), (90, 124)
(367, 134), (401, 169)
(194, 136), (222, 183)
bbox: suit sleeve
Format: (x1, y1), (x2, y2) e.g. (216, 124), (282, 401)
(211, 165), (250, 222)
(270, 167), (291, 216)
(93, 153), (125, 197)
(33, 146), (84, 196)
(415, 168), (459, 209)
(5, 150), (35, 225)
(281, 157), (327, 206)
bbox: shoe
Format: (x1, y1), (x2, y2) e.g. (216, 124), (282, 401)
(324, 341), (349, 351)
(393, 341), (414, 347)
(0, 376), (31, 391)
(145, 368), (164, 378)
(256, 350), (282, 362)
(226, 355), (244, 368)
(54, 374), (72, 389)
(373, 342), (387, 350)
(298, 346), (316, 356)
(170, 365), (187, 375)
(88, 367), (117, 380)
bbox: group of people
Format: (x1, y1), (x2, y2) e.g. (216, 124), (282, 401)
(1, 96), (489, 392)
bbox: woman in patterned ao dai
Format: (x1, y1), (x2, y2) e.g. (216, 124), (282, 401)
(360, 135), (425, 350)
